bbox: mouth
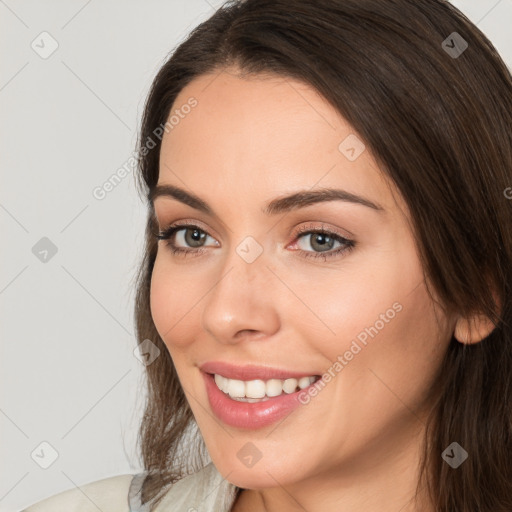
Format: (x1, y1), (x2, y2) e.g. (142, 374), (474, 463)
(210, 372), (321, 402)
(199, 362), (323, 429)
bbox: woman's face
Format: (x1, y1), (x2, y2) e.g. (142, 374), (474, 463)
(150, 69), (454, 492)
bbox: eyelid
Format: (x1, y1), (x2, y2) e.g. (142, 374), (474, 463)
(156, 218), (220, 240)
(156, 219), (355, 260)
(290, 221), (353, 242)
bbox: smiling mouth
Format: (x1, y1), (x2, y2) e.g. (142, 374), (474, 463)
(210, 373), (322, 402)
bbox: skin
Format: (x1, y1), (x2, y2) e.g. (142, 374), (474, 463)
(149, 68), (493, 512)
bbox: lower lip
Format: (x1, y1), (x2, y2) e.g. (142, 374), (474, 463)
(202, 371), (316, 429)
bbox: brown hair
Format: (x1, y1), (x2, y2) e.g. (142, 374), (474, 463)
(133, 0), (512, 509)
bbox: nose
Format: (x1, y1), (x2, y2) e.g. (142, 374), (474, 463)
(201, 252), (281, 345)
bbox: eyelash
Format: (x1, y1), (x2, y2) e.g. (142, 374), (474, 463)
(155, 223), (356, 261)
(154, 222), (355, 262)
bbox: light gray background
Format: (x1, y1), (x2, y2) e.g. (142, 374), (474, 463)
(1, 1), (511, 510)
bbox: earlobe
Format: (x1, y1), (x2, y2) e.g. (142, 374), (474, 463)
(453, 313), (497, 345)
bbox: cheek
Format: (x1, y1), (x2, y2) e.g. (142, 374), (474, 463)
(295, 234), (448, 392)
(317, 255), (449, 429)
(280, 249), (417, 357)
(149, 255), (201, 351)
(341, 281), (449, 446)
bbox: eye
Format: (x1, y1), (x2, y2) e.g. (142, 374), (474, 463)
(155, 223), (218, 257)
(290, 223), (355, 261)
(154, 221), (355, 262)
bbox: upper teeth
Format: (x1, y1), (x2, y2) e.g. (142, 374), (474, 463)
(214, 374), (317, 399)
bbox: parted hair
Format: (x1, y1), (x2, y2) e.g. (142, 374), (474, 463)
(133, 1), (512, 510)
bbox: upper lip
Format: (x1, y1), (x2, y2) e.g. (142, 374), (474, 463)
(199, 361), (319, 381)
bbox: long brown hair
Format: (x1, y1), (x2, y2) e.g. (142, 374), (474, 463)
(133, 1), (512, 509)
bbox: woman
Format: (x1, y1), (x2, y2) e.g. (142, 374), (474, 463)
(23, 0), (512, 511)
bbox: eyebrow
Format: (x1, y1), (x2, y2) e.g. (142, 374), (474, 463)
(149, 184), (384, 216)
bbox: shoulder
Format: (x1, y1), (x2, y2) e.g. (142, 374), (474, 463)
(21, 473), (134, 512)
(22, 463), (240, 512)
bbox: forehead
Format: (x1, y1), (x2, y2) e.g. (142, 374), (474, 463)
(158, 69), (402, 215)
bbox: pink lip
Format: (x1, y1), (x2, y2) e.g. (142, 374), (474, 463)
(199, 361), (319, 381)
(200, 363), (321, 430)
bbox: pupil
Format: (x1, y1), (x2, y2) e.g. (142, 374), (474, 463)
(187, 228), (205, 247)
(312, 233), (333, 252)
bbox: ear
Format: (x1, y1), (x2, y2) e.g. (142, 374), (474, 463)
(453, 285), (502, 345)
(453, 312), (498, 345)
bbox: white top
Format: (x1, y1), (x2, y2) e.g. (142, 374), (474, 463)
(22, 462), (240, 512)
